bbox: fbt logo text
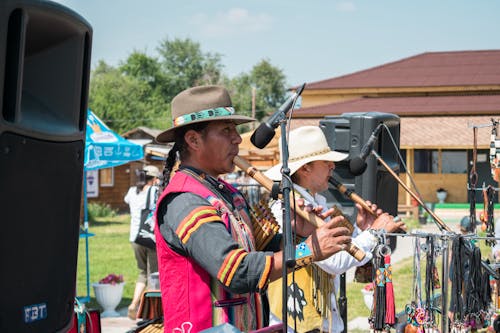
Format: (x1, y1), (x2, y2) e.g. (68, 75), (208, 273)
(24, 303), (47, 323)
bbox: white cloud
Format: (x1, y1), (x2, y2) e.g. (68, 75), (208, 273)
(336, 1), (357, 12)
(188, 8), (273, 38)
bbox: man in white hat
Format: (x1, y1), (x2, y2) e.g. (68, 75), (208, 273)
(265, 125), (405, 333)
(153, 85), (353, 332)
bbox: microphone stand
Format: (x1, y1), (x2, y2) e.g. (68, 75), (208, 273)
(279, 120), (296, 333)
(250, 83), (305, 332)
(338, 273), (347, 333)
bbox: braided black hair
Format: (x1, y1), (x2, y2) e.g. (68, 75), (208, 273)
(160, 142), (179, 190)
(159, 122), (209, 191)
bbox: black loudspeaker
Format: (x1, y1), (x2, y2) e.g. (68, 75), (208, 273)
(319, 112), (400, 234)
(0, 1), (92, 332)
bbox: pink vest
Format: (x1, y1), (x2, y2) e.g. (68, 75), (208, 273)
(154, 171), (265, 332)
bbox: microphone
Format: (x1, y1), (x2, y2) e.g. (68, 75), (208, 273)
(349, 123), (383, 175)
(250, 83), (306, 149)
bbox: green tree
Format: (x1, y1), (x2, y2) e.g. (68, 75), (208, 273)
(119, 51), (165, 92)
(250, 59), (288, 116)
(227, 59), (288, 121)
(89, 60), (169, 133)
(118, 51), (171, 129)
(156, 37), (224, 101)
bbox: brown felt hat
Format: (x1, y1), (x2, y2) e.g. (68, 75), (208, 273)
(156, 85), (255, 143)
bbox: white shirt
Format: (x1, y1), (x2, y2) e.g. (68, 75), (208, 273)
(124, 185), (158, 242)
(269, 184), (377, 333)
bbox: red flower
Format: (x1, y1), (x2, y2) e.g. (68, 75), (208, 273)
(98, 273), (124, 285)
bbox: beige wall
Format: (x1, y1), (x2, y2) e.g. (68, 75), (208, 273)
(398, 173), (468, 204)
(301, 93), (360, 108)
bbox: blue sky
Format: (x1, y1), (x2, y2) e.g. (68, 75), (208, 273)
(53, 0), (500, 87)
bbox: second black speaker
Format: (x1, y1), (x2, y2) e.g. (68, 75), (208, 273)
(319, 111), (401, 225)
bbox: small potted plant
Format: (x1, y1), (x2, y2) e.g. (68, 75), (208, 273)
(436, 188), (447, 204)
(418, 208), (428, 224)
(92, 273), (125, 317)
(360, 282), (374, 310)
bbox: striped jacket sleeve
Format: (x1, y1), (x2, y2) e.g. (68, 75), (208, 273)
(158, 192), (274, 293)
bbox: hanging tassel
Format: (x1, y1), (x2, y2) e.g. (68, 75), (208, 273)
(464, 246), (482, 318)
(374, 249), (386, 331)
(480, 268), (492, 311)
(449, 237), (464, 322)
(384, 254), (395, 326)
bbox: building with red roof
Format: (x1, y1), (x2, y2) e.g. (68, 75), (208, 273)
(287, 50), (500, 205)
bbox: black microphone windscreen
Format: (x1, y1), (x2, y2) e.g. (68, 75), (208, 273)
(349, 157), (368, 176)
(250, 123), (276, 149)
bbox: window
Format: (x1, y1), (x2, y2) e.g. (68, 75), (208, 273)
(100, 168), (114, 187)
(441, 150), (467, 174)
(414, 149), (467, 174)
(414, 149), (436, 173)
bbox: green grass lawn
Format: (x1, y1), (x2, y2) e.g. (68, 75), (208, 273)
(77, 214), (137, 310)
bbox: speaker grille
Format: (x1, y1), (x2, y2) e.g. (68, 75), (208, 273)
(0, 132), (84, 332)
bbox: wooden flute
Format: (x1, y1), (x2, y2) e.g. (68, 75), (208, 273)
(329, 176), (406, 232)
(328, 176), (377, 217)
(233, 155), (366, 261)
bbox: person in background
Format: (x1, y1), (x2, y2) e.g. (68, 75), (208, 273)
(459, 215), (472, 234)
(124, 165), (160, 320)
(153, 85), (352, 332)
(265, 126), (405, 333)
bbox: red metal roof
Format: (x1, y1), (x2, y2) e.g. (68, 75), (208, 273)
(287, 116), (497, 149)
(401, 116), (496, 149)
(292, 95), (500, 117)
(305, 50), (500, 89)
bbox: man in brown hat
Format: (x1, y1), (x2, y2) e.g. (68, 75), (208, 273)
(153, 85), (353, 332)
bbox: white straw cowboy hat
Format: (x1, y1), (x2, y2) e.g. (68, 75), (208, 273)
(264, 126), (348, 181)
(156, 85), (255, 143)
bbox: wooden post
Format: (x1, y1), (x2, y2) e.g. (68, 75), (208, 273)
(251, 86), (256, 129)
